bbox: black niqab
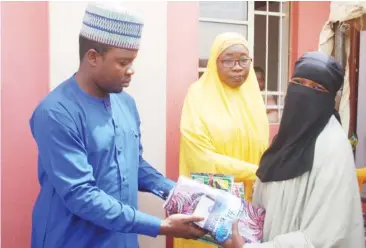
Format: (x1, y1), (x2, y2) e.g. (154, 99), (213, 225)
(256, 51), (344, 182)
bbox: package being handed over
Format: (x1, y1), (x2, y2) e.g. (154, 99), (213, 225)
(163, 176), (265, 246)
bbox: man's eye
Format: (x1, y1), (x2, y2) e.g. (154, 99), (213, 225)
(119, 59), (134, 65)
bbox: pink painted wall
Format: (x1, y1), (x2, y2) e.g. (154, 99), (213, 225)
(166, 1), (199, 183)
(289, 1), (330, 75)
(166, 2), (199, 248)
(1, 2), (49, 247)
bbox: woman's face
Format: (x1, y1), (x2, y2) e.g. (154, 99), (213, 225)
(216, 44), (251, 88)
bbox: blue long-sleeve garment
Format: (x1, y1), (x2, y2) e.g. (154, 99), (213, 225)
(30, 76), (175, 248)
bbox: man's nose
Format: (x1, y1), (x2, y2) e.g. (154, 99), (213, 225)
(126, 66), (135, 76)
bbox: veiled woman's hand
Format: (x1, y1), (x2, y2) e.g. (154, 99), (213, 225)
(220, 221), (245, 248)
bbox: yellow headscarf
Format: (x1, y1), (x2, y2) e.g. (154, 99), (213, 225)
(180, 31), (269, 194)
(176, 32), (269, 248)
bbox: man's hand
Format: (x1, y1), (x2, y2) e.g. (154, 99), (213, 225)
(159, 214), (207, 239)
(220, 220), (245, 248)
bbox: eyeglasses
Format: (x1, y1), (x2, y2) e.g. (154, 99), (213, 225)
(221, 57), (253, 68)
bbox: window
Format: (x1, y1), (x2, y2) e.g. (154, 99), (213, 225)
(198, 1), (254, 77)
(254, 1), (290, 123)
(198, 1), (290, 124)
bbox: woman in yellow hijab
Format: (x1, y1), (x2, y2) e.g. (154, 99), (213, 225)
(176, 32), (269, 248)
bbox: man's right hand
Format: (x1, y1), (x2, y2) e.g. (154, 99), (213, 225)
(159, 214), (207, 239)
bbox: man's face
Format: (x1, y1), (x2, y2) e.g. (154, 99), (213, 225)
(93, 47), (138, 94)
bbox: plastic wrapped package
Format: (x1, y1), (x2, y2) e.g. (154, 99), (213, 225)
(163, 176), (265, 246)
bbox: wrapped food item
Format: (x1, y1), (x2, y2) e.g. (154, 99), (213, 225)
(191, 173), (234, 192)
(163, 176), (265, 246)
(230, 182), (245, 199)
(191, 172), (245, 199)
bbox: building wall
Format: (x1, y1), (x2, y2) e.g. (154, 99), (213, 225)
(2, 1), (168, 248)
(1, 2), (331, 248)
(165, 2), (199, 247)
(1, 2), (50, 248)
(289, 1), (330, 74)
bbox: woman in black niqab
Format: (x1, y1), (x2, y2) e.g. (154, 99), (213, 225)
(256, 51), (345, 183)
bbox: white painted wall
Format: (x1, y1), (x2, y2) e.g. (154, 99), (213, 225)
(122, 2), (167, 248)
(49, 2), (167, 248)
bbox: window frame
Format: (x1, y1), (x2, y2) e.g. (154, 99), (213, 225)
(197, 1), (290, 125)
(198, 1), (255, 74)
(253, 1), (290, 123)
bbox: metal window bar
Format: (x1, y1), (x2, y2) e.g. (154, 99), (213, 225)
(253, 10), (285, 17)
(198, 1), (290, 121)
(278, 1), (283, 121)
(248, 1), (255, 56)
(254, 1), (288, 123)
(260, 91), (285, 96)
(198, 13), (251, 72)
(267, 106), (284, 110)
(264, 1), (269, 107)
(199, 17), (249, 25)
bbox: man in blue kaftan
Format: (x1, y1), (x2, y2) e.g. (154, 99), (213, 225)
(30, 3), (205, 248)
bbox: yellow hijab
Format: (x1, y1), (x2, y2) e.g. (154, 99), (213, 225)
(176, 33), (269, 248)
(179, 32), (269, 191)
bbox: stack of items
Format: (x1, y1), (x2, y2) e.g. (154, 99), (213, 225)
(163, 176), (265, 246)
(191, 173), (245, 199)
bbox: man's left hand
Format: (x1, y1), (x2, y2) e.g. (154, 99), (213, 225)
(220, 220), (245, 248)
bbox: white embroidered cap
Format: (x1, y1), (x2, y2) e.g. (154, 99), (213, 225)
(80, 2), (144, 50)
